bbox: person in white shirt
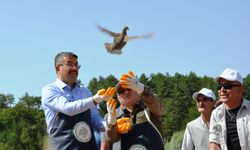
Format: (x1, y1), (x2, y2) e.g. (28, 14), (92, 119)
(182, 88), (216, 150)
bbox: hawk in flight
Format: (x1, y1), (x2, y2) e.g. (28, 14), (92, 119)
(96, 24), (153, 55)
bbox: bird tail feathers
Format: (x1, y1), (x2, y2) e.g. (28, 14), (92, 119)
(105, 43), (122, 55)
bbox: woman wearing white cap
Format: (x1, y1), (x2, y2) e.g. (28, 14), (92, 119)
(181, 88), (216, 150)
(209, 68), (250, 150)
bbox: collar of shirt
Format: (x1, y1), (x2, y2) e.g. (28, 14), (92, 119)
(241, 99), (249, 110)
(56, 78), (80, 90)
(123, 101), (146, 116)
(56, 78), (68, 90)
(221, 98), (248, 114)
(199, 116), (209, 128)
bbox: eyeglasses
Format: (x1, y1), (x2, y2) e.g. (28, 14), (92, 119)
(60, 63), (81, 69)
(217, 83), (241, 90)
(117, 88), (132, 95)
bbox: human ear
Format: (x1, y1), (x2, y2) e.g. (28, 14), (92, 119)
(55, 64), (60, 72)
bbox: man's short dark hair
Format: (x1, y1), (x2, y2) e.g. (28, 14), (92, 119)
(54, 52), (78, 66)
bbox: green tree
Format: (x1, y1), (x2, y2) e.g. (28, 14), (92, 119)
(17, 93), (42, 109)
(165, 130), (185, 150)
(88, 77), (99, 93)
(180, 72), (203, 129)
(162, 73), (191, 140)
(88, 75), (118, 116)
(0, 94), (45, 149)
(139, 73), (150, 87)
(0, 93), (15, 108)
(88, 75), (118, 94)
(149, 72), (173, 101)
(243, 74), (250, 99)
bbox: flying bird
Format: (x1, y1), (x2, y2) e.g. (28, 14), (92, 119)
(96, 24), (153, 55)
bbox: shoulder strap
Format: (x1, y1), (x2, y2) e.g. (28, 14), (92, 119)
(144, 108), (164, 144)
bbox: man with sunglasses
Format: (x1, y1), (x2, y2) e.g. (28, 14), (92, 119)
(105, 71), (164, 150)
(209, 68), (250, 150)
(182, 88), (216, 150)
(41, 52), (115, 150)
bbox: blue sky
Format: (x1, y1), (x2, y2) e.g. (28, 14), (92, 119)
(0, 0), (249, 101)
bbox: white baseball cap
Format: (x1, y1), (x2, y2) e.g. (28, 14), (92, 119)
(215, 68), (243, 84)
(192, 88), (216, 101)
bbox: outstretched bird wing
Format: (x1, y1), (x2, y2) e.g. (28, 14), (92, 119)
(124, 33), (154, 42)
(96, 24), (119, 37)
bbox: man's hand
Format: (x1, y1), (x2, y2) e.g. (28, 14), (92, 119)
(93, 87), (115, 103)
(120, 71), (144, 93)
(209, 142), (221, 150)
(116, 117), (131, 134)
(106, 98), (117, 125)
